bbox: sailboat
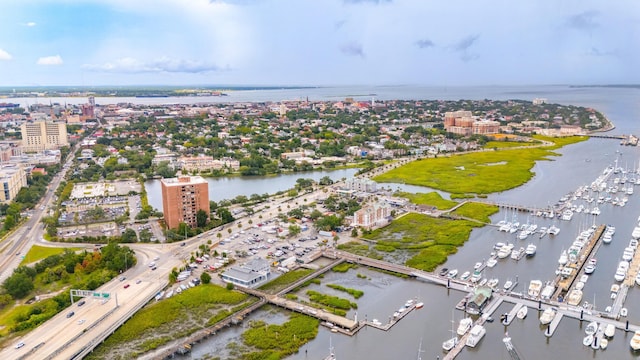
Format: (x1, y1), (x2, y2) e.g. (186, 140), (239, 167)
(443, 312), (458, 351)
(323, 337), (336, 360)
(416, 338), (425, 360)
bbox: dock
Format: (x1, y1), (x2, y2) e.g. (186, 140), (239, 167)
(545, 311), (564, 337)
(502, 303), (523, 326)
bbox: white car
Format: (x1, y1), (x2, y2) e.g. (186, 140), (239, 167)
(77, 319), (85, 325)
(15, 342), (25, 349)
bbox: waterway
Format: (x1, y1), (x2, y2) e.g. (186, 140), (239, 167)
(165, 85), (640, 360)
(144, 168), (359, 210)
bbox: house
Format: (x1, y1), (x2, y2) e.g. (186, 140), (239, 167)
(466, 286), (493, 315)
(221, 258), (271, 288)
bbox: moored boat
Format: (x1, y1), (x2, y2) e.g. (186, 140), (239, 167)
(630, 330), (640, 351)
(585, 321), (598, 335)
(583, 334), (594, 347)
(540, 307), (557, 325)
(465, 324), (486, 347)
(457, 317), (473, 336)
(605, 324), (615, 338)
(442, 336), (458, 352)
(460, 271), (471, 280)
(528, 280), (543, 298)
(567, 289), (583, 306)
(525, 243), (537, 257)
(600, 338), (608, 349)
(516, 305), (528, 319)
(486, 258), (498, 268)
(415, 302), (424, 309)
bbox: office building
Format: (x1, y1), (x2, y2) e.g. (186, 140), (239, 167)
(20, 121), (68, 152)
(161, 175), (210, 229)
(0, 165), (27, 203)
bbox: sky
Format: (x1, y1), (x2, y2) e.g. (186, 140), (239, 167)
(0, 0), (638, 87)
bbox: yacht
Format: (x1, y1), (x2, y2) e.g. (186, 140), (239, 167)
(558, 250), (568, 265)
(583, 334), (594, 347)
(525, 243), (537, 257)
(465, 324), (486, 347)
(539, 307), (557, 325)
(585, 321), (598, 335)
(584, 260), (596, 274)
(632, 226), (640, 239)
(486, 258), (497, 268)
(547, 224), (560, 236)
(470, 270), (482, 283)
(487, 278), (499, 289)
(516, 305), (528, 319)
(456, 317), (473, 336)
(442, 336), (458, 352)
(497, 243), (514, 259)
(528, 280), (543, 298)
(567, 289), (583, 306)
(602, 233), (613, 244)
(447, 269), (459, 278)
(503, 279), (513, 290)
(605, 324), (615, 338)
(590, 207), (601, 215)
(460, 271), (471, 280)
(561, 209), (574, 221)
(611, 284), (620, 299)
(541, 283), (555, 300)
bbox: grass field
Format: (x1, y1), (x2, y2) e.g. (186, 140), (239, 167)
(19, 245), (82, 265)
(357, 213), (484, 271)
(258, 268), (313, 294)
(451, 202), (499, 223)
(396, 191), (457, 210)
(373, 135), (587, 195)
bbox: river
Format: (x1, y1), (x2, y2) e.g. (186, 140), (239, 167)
(161, 85), (640, 360)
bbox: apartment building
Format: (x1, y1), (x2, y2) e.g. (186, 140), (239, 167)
(161, 175), (210, 229)
(20, 120), (68, 152)
(0, 165), (27, 203)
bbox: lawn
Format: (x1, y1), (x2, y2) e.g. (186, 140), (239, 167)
(19, 245), (83, 265)
(356, 212), (485, 271)
(396, 191), (457, 210)
(373, 135), (587, 195)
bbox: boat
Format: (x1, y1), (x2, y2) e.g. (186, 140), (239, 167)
(465, 324), (486, 347)
(631, 330), (640, 351)
(447, 269), (458, 278)
(584, 263), (596, 274)
(457, 317), (473, 336)
(511, 247), (525, 260)
(443, 313), (458, 352)
(478, 278), (488, 286)
(404, 299), (414, 308)
(621, 308), (628, 317)
(473, 262), (483, 270)
(497, 243), (514, 259)
(486, 258), (497, 268)
(539, 307), (557, 325)
(605, 324), (615, 338)
(575, 281), (585, 290)
(324, 337), (336, 360)
(541, 283), (555, 300)
(547, 224), (560, 235)
(371, 319), (382, 326)
(585, 321), (598, 335)
(415, 302), (424, 309)
(528, 280), (543, 297)
(583, 334), (594, 347)
(602, 233), (613, 244)
(600, 338), (609, 349)
(611, 284), (620, 299)
(470, 270), (482, 283)
(503, 280), (513, 290)
(516, 306), (528, 319)
(460, 271), (471, 280)
(558, 250), (568, 265)
(525, 243), (537, 257)
(636, 272), (640, 286)
(567, 289), (583, 306)
(439, 268), (449, 276)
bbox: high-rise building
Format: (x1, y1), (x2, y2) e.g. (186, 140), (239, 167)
(20, 120), (68, 153)
(0, 165), (27, 203)
(161, 175), (210, 230)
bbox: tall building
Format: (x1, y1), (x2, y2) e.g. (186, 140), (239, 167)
(20, 120), (68, 153)
(0, 165), (27, 203)
(161, 175), (210, 230)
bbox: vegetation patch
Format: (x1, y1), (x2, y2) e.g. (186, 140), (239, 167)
(87, 284), (250, 359)
(332, 262), (357, 273)
(306, 290), (357, 310)
(396, 191), (457, 210)
(450, 202), (499, 223)
(258, 268), (313, 294)
(336, 241), (382, 260)
(241, 313), (319, 359)
(19, 245), (82, 265)
(326, 284), (364, 299)
(373, 135), (587, 195)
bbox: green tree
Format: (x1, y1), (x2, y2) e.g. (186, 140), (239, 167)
(289, 224), (301, 237)
(226, 282), (234, 290)
(196, 209), (208, 227)
(121, 228), (138, 243)
(200, 272), (211, 284)
(3, 272), (34, 298)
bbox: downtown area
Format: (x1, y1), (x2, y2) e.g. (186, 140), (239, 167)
(0, 87), (640, 360)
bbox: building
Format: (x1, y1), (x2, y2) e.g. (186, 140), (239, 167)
(0, 165), (27, 203)
(178, 155), (240, 172)
(20, 120), (68, 153)
(351, 202), (391, 229)
(465, 286), (493, 315)
(161, 175), (210, 229)
(444, 110), (500, 136)
(344, 177), (377, 192)
(221, 258), (271, 288)
(532, 98), (547, 105)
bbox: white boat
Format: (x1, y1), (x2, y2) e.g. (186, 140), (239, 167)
(460, 271), (471, 280)
(583, 334), (594, 347)
(415, 302), (424, 309)
(525, 243), (537, 257)
(636, 272), (640, 286)
(470, 270), (482, 283)
(584, 263), (596, 274)
(567, 289), (583, 306)
(503, 280), (513, 290)
(442, 336), (458, 352)
(497, 243), (514, 259)
(371, 319), (382, 326)
(516, 305), (528, 319)
(447, 269), (458, 278)
(602, 233), (613, 244)
(575, 281), (585, 290)
(487, 278), (499, 289)
(631, 330), (640, 351)
(621, 308), (628, 317)
(615, 268), (627, 282)
(465, 324), (486, 347)
(539, 307), (557, 325)
(558, 250), (568, 265)
(605, 324), (615, 338)
(585, 321), (598, 335)
(457, 317), (473, 336)
(473, 262), (483, 270)
(600, 338), (609, 349)
(541, 283), (555, 300)
(528, 280), (543, 297)
(632, 226), (640, 239)
(611, 284), (620, 299)
(547, 225), (560, 235)
(486, 258), (497, 268)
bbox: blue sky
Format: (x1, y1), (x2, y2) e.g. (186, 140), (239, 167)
(0, 0), (637, 86)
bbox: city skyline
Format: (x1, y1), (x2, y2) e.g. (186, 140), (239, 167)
(0, 0), (637, 87)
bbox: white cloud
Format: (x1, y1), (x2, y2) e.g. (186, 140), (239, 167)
(37, 55), (64, 65)
(24, 22), (37, 27)
(0, 49), (12, 61)
(82, 57), (222, 73)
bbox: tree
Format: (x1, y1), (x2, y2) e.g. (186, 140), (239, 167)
(226, 282), (234, 290)
(196, 209), (208, 228)
(3, 272), (34, 299)
(319, 176), (334, 186)
(333, 235), (340, 248)
(121, 228), (138, 243)
(351, 228), (359, 237)
(289, 224), (301, 237)
(200, 272), (211, 284)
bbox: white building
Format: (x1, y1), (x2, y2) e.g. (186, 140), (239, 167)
(221, 258), (271, 288)
(344, 177), (377, 193)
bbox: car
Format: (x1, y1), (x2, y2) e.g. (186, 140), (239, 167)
(77, 319), (85, 325)
(77, 300), (86, 307)
(181, 242), (186, 247)
(136, 279), (142, 284)
(66, 311), (75, 318)
(151, 266), (157, 271)
(119, 276), (126, 282)
(124, 284), (130, 289)
(15, 342), (25, 349)
(153, 256), (160, 261)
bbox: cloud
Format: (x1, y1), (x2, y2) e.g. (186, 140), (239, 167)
(37, 55), (64, 65)
(449, 35), (480, 62)
(586, 47), (618, 57)
(566, 10), (600, 31)
(23, 22), (37, 27)
(82, 57), (222, 73)
(343, 0), (392, 4)
(0, 49), (12, 61)
(339, 42), (365, 57)
(415, 39), (435, 49)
